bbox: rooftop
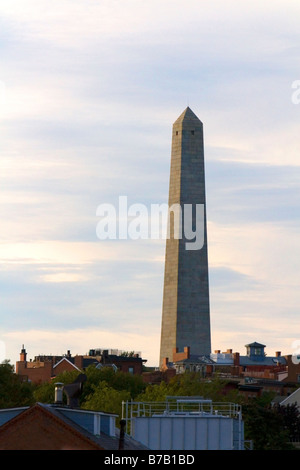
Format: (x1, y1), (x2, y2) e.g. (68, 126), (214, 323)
(0, 403), (148, 450)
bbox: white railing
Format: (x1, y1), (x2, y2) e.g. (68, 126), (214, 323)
(122, 397), (242, 437)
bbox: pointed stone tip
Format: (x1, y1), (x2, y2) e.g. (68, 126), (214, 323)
(174, 106), (202, 124)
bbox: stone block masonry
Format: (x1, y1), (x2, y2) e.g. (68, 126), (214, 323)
(159, 107), (211, 366)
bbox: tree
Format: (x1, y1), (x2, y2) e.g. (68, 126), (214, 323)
(120, 351), (135, 357)
(82, 365), (146, 402)
(79, 366), (146, 420)
(33, 370), (83, 404)
(81, 381), (130, 420)
(136, 373), (242, 404)
(243, 400), (293, 450)
(136, 380), (170, 402)
(274, 403), (300, 442)
(0, 361), (34, 408)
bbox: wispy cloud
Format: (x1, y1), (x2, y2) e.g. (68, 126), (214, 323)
(0, 1), (300, 365)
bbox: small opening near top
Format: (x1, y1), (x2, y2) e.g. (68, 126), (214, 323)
(176, 131), (178, 135)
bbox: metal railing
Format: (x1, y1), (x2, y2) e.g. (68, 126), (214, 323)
(122, 397), (242, 438)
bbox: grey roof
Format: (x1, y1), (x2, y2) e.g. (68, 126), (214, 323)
(174, 355), (215, 365)
(115, 428), (149, 450)
(66, 357), (101, 368)
(39, 404), (108, 448)
(173, 353), (287, 368)
(239, 356), (287, 366)
(0, 403), (148, 450)
(245, 342), (266, 348)
(42, 404), (148, 450)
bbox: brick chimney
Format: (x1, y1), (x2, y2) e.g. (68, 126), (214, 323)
(19, 345), (27, 362)
(161, 357), (169, 371)
(233, 352), (240, 366)
(16, 345), (27, 375)
(173, 346), (190, 362)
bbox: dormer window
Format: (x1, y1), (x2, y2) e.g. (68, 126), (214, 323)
(246, 342), (266, 359)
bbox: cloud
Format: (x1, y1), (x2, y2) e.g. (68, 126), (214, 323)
(3, 327), (160, 367)
(206, 159), (300, 225)
(0, 0), (300, 368)
(209, 266), (261, 292)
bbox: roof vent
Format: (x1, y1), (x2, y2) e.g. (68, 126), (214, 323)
(54, 382), (64, 404)
(63, 373), (87, 408)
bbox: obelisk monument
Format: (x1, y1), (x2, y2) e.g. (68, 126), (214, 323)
(159, 107), (211, 366)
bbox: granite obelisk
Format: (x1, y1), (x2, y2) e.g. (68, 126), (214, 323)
(159, 107), (211, 366)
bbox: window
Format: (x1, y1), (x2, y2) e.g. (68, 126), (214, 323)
(191, 130), (195, 135)
(128, 367), (134, 374)
(176, 131), (178, 135)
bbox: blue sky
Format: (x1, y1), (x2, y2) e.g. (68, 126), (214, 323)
(1, 0), (300, 366)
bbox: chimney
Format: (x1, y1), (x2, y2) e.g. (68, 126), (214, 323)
(20, 345), (27, 362)
(161, 357), (169, 371)
(183, 346), (190, 359)
(233, 352), (240, 366)
(119, 419), (126, 450)
(54, 382), (64, 404)
(275, 351), (281, 357)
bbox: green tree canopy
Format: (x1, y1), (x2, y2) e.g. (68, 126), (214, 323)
(136, 372), (242, 404)
(81, 380), (130, 420)
(243, 398), (295, 450)
(33, 369), (83, 404)
(82, 365), (146, 401)
(0, 361), (34, 408)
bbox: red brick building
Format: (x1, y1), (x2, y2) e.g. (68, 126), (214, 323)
(87, 348), (146, 375)
(16, 346), (147, 384)
(0, 402), (147, 450)
(16, 347), (83, 383)
(161, 342), (300, 399)
(0, 404), (104, 450)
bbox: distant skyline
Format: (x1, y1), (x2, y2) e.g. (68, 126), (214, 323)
(1, 1), (300, 366)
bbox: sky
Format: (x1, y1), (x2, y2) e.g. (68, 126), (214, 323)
(1, 0), (300, 367)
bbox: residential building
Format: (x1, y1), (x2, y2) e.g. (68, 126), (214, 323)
(0, 403), (146, 450)
(87, 348), (146, 375)
(16, 346), (146, 384)
(161, 342), (300, 399)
